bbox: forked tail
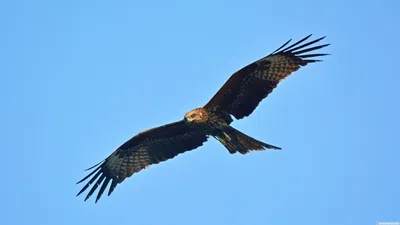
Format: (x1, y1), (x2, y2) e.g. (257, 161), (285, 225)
(215, 126), (281, 154)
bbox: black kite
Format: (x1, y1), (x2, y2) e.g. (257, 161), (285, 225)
(77, 34), (329, 202)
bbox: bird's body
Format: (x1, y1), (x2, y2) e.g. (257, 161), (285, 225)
(77, 34), (330, 202)
(184, 107), (279, 154)
(185, 107), (230, 132)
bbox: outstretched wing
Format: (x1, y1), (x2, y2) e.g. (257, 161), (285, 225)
(205, 34), (329, 120)
(76, 120), (208, 202)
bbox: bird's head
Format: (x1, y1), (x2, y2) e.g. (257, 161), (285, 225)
(184, 108), (205, 124)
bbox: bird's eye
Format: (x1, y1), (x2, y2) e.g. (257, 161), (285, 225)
(191, 113), (196, 118)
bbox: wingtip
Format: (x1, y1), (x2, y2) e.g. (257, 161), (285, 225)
(108, 188), (115, 196)
(310, 35), (327, 43)
(84, 194), (91, 202)
(84, 161), (104, 171)
(263, 143), (282, 150)
(76, 188), (85, 197)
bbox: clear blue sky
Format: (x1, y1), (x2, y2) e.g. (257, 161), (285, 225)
(2, 1), (399, 225)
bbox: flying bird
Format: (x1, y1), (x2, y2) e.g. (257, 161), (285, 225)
(77, 34), (329, 202)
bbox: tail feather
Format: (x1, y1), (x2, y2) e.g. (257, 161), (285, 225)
(215, 126), (281, 154)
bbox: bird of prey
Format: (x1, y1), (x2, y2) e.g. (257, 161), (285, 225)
(77, 34), (329, 202)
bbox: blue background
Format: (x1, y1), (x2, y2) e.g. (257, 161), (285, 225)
(2, 1), (399, 225)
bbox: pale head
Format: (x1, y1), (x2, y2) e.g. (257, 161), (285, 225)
(184, 108), (205, 124)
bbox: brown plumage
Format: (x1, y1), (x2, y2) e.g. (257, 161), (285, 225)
(77, 34), (329, 202)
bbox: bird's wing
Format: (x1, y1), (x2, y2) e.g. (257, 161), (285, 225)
(76, 120), (208, 202)
(205, 34), (329, 120)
